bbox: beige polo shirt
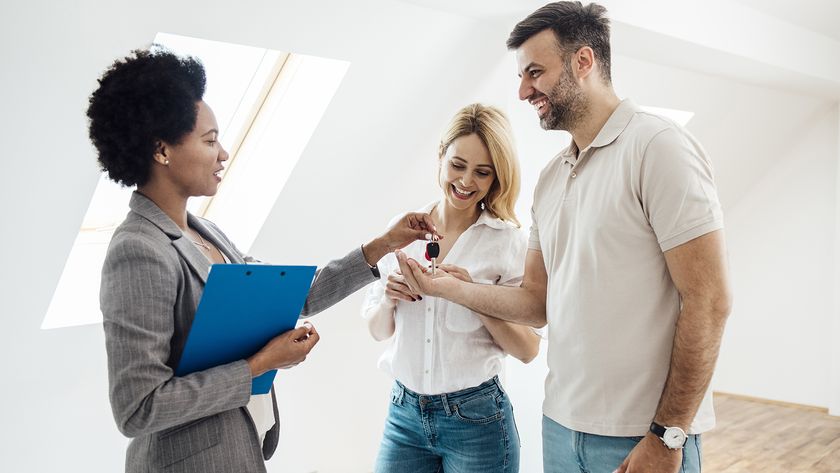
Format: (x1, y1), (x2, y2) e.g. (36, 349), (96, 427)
(531, 99), (723, 437)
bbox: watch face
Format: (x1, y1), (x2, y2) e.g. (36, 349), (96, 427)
(663, 427), (687, 449)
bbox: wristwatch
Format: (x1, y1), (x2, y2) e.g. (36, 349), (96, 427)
(649, 421), (687, 450)
(367, 261), (381, 279)
(360, 244), (381, 278)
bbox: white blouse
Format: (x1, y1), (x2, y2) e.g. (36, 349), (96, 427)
(362, 202), (528, 395)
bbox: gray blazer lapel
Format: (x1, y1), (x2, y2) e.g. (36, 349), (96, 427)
(129, 192), (212, 283)
(190, 215), (245, 265)
(172, 237), (211, 283)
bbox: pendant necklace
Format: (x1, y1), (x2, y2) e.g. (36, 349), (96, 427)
(190, 230), (212, 251)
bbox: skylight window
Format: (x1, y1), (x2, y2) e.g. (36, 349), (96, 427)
(42, 33), (349, 329)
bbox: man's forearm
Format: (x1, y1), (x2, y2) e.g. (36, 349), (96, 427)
(479, 314), (541, 363)
(654, 301), (730, 428)
(440, 279), (547, 328)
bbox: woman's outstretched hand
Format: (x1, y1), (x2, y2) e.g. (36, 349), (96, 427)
(362, 212), (444, 266)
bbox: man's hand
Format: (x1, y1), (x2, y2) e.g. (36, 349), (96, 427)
(247, 323), (321, 376)
(613, 433), (681, 473)
(362, 213), (443, 267)
(438, 264), (473, 283)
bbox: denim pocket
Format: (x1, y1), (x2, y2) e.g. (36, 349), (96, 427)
(695, 436), (702, 472)
(680, 435), (702, 473)
(453, 393), (503, 425)
(390, 384), (403, 406)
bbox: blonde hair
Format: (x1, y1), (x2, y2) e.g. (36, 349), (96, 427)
(439, 103), (521, 227)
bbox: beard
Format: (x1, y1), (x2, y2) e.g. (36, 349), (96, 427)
(539, 65), (588, 131)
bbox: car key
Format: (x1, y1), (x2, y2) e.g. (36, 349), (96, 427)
(425, 236), (440, 275)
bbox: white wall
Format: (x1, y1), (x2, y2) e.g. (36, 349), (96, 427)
(720, 105), (837, 408)
(608, 56), (840, 410)
(2, 1), (839, 472)
(834, 103), (840, 416)
(717, 106), (837, 407)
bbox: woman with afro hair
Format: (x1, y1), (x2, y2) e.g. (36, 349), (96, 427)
(88, 47), (439, 473)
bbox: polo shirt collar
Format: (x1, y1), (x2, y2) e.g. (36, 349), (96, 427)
(558, 98), (639, 161)
(589, 98), (638, 149)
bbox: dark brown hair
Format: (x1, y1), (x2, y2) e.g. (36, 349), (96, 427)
(507, 1), (612, 83)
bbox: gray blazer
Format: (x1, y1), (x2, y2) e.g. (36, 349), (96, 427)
(101, 192), (376, 473)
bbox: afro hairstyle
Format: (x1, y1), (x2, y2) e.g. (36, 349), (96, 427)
(86, 46), (206, 187)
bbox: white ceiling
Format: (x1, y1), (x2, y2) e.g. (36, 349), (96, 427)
(402, 0), (840, 99)
(734, 0), (840, 42)
(400, 0), (536, 20)
(404, 0), (840, 39)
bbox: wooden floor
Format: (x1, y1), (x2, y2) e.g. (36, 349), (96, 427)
(703, 393), (840, 472)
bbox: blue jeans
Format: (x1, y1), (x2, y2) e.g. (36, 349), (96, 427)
(374, 376), (520, 473)
(542, 416), (702, 473)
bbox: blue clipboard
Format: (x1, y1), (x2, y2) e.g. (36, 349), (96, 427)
(176, 264), (317, 395)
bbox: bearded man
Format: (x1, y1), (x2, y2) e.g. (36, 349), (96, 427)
(396, 2), (733, 473)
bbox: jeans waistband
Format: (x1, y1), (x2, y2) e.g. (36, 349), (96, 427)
(392, 376), (505, 414)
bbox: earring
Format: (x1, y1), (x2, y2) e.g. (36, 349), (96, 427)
(480, 200), (486, 210)
(164, 159), (170, 165)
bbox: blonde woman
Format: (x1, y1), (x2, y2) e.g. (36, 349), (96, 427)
(362, 104), (540, 473)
